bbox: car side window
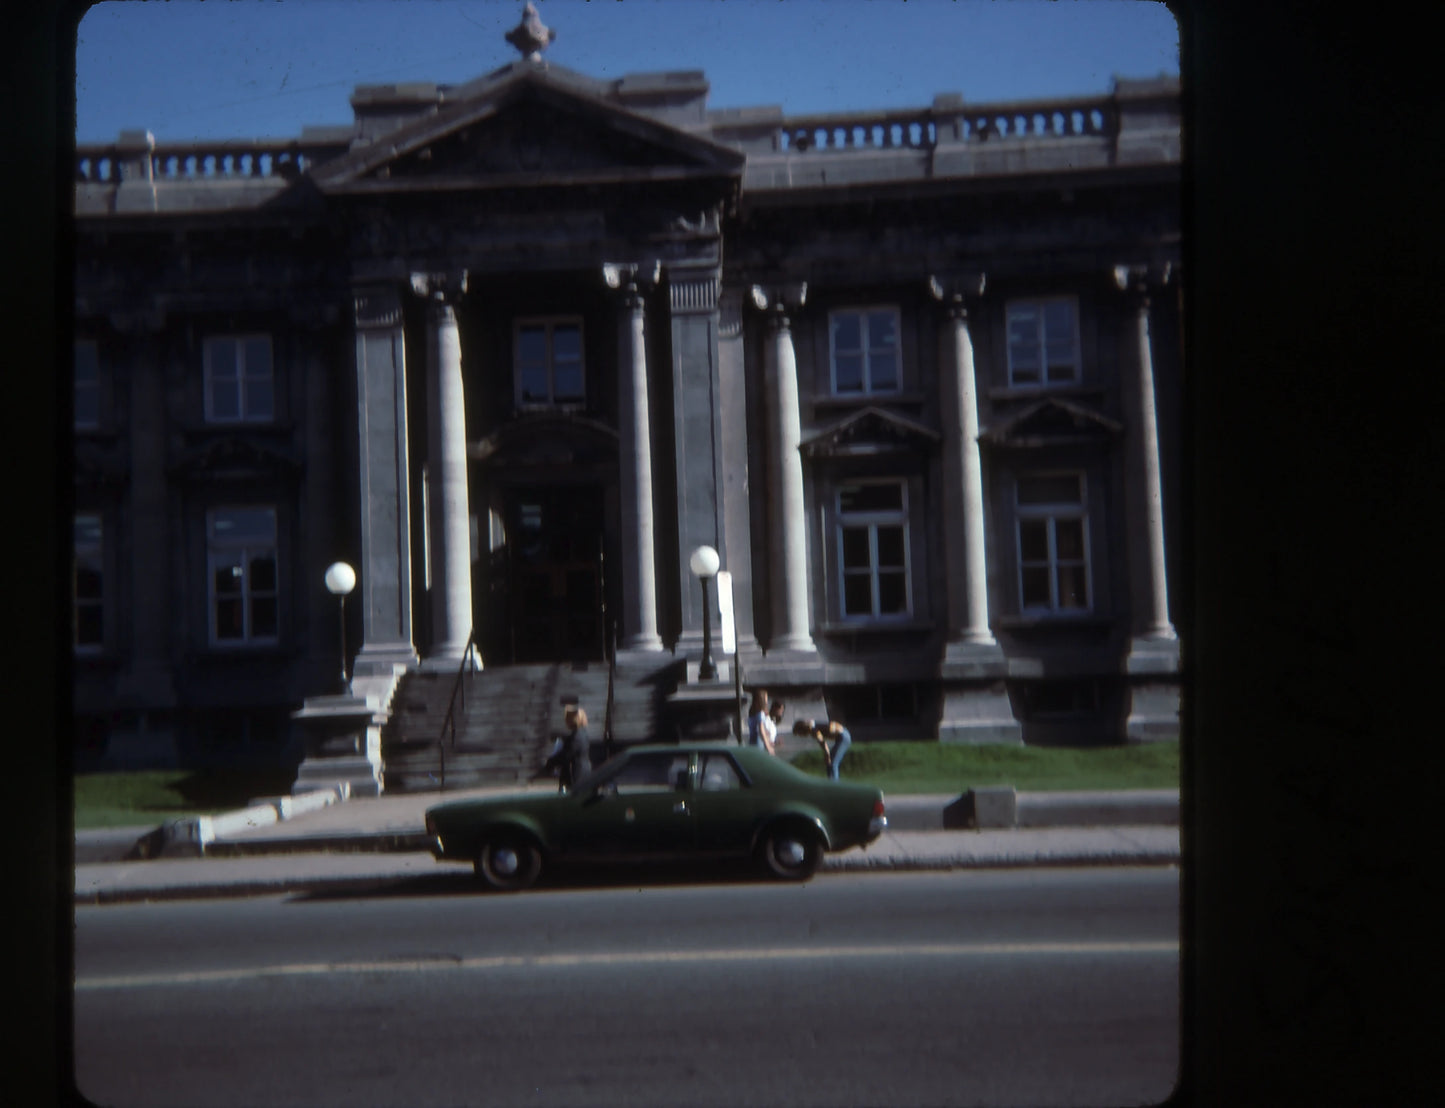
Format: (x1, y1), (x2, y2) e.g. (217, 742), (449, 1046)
(609, 753), (692, 796)
(699, 754), (742, 792)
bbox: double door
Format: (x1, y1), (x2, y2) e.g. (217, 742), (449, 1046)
(507, 485), (605, 663)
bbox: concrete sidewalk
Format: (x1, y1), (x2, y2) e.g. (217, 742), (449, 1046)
(73, 785), (1179, 903)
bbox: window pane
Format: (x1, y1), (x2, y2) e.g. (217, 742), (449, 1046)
(519, 364), (549, 403)
(249, 555), (277, 593)
(843, 574), (873, 616)
(243, 337), (272, 378)
(208, 337), (238, 377)
(76, 607), (104, 646)
(1021, 567), (1052, 608)
(214, 561), (243, 597)
(875, 526), (905, 568)
(699, 754), (740, 792)
(868, 349), (899, 391)
(210, 382), (240, 421)
(1057, 565), (1088, 610)
(839, 483), (903, 513)
(1054, 518), (1085, 560)
(1019, 520), (1050, 562)
(834, 353), (864, 393)
(75, 565), (103, 601)
(867, 310), (897, 349)
(553, 360), (584, 402)
(1042, 299), (1075, 338)
(841, 527), (871, 569)
(877, 571), (908, 614)
(832, 313), (861, 352)
(245, 377), (274, 420)
(215, 597), (245, 639)
(212, 509), (275, 542)
(551, 325), (581, 362)
(517, 326), (547, 364)
(1017, 475), (1082, 506)
(75, 516), (102, 546)
(250, 597), (278, 638)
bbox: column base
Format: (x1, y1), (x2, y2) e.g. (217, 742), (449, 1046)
(417, 644), (481, 674)
(1126, 635), (1180, 676)
(1125, 682), (1181, 743)
(290, 692), (386, 796)
(940, 639), (1009, 680)
(620, 632), (666, 652)
(938, 681), (1023, 745)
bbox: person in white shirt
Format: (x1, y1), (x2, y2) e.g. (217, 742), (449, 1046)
(746, 689), (777, 755)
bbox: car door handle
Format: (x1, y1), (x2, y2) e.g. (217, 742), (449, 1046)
(673, 801), (688, 814)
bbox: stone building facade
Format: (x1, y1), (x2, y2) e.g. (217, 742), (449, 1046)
(71, 38), (1182, 780)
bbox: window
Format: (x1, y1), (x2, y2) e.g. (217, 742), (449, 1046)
(1016, 473), (1091, 613)
(831, 684), (919, 722)
(1022, 680), (1101, 719)
(74, 515), (104, 651)
(208, 507), (279, 644)
(204, 335), (274, 423)
(75, 341), (100, 430)
(515, 318), (584, 407)
(698, 753), (743, 792)
(829, 308), (900, 395)
(837, 481), (911, 619)
(1006, 298), (1079, 386)
(605, 752), (692, 795)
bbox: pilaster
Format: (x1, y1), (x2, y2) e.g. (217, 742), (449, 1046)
(349, 284), (418, 676)
(667, 266), (728, 660)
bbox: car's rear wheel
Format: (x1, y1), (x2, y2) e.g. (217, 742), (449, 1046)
(759, 824), (823, 881)
(475, 833), (542, 892)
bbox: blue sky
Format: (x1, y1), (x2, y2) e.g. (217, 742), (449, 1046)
(74, 0), (1180, 144)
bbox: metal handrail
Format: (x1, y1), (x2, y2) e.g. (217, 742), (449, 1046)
(603, 624), (617, 761)
(436, 627), (479, 791)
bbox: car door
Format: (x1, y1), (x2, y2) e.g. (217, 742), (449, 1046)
(687, 750), (764, 855)
(560, 751), (696, 858)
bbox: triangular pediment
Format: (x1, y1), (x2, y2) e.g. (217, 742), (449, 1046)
(979, 398), (1123, 448)
(801, 407), (940, 459)
(312, 68), (744, 195)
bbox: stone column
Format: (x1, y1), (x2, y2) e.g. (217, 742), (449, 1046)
(605, 263), (663, 652)
(751, 284), (815, 654)
(932, 274), (996, 647)
(928, 276), (1018, 743)
(413, 272), (476, 669)
(1115, 263), (1179, 742)
(1115, 264), (1177, 643)
(349, 284), (418, 678)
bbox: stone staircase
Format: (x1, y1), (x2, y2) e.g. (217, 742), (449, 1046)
(380, 657), (684, 792)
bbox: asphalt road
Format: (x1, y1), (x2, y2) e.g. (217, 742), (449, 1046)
(74, 867), (1180, 1107)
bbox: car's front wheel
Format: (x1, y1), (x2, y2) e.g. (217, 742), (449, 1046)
(475, 833), (542, 892)
(759, 824), (823, 881)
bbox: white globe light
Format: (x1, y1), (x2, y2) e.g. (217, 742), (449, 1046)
(689, 545), (720, 579)
(324, 562), (356, 596)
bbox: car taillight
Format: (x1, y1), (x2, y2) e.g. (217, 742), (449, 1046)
(872, 797), (885, 818)
(425, 814), (437, 835)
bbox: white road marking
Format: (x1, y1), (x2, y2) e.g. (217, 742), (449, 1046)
(75, 940), (1178, 991)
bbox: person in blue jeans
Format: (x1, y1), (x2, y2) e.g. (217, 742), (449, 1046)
(793, 719), (851, 781)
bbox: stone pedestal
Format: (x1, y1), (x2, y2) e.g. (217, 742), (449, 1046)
(1125, 637), (1181, 742)
(290, 693), (385, 797)
(939, 642), (1022, 744)
(666, 680), (744, 743)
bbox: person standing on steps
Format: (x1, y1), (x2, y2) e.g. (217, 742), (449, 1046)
(561, 704), (593, 791)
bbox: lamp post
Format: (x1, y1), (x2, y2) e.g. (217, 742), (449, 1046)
(324, 562), (356, 692)
(689, 545), (720, 680)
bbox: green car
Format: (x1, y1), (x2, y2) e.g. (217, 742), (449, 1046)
(425, 742), (888, 891)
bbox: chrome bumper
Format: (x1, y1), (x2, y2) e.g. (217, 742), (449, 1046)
(867, 815), (888, 838)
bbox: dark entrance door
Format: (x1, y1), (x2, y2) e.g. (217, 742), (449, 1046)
(508, 486), (605, 663)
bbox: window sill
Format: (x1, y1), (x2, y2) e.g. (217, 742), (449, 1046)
(817, 618), (936, 635)
(814, 392), (925, 411)
(987, 384), (1105, 403)
(993, 613), (1112, 630)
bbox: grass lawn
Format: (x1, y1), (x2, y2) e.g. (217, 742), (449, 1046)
(73, 767), (300, 830)
(788, 740), (1179, 794)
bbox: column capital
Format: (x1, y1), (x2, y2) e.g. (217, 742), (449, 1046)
(603, 260), (661, 310)
(352, 285), (403, 330)
(749, 282), (806, 330)
(409, 270), (469, 305)
(1112, 262), (1172, 303)
(927, 271), (987, 315)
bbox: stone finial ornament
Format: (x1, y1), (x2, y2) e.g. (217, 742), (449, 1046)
(506, 3), (557, 62)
